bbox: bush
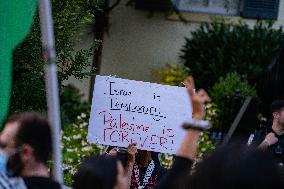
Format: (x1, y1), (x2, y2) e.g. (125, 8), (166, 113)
(204, 102), (220, 129)
(62, 112), (105, 186)
(210, 72), (257, 107)
(180, 19), (284, 91)
(159, 63), (190, 86)
(209, 72), (257, 130)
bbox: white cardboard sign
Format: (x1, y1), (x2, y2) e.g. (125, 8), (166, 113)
(88, 75), (192, 154)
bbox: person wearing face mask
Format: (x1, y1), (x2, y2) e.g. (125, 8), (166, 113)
(0, 112), (61, 189)
(0, 150), (26, 189)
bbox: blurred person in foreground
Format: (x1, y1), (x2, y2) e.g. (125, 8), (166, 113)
(73, 143), (137, 189)
(183, 142), (284, 189)
(0, 112), (61, 189)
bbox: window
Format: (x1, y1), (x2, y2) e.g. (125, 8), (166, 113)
(173, 0), (241, 16)
(135, 0), (173, 11)
(134, 0), (280, 20)
(242, 0), (280, 20)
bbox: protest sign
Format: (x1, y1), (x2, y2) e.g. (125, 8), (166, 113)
(88, 75), (192, 154)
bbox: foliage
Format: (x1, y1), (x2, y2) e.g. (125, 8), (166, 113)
(62, 112), (105, 186)
(209, 72), (257, 130)
(60, 85), (91, 126)
(11, 0), (104, 112)
(210, 72), (257, 109)
(204, 102), (220, 129)
(159, 63), (190, 87)
(180, 19), (284, 91)
(197, 131), (217, 158)
(160, 153), (174, 168)
(11, 1), (105, 183)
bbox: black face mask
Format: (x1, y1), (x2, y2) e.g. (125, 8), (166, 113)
(7, 148), (23, 177)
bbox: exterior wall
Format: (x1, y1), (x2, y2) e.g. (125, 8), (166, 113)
(68, 0), (284, 100)
(276, 0), (284, 28)
(99, 1), (200, 83)
(99, 0), (284, 83)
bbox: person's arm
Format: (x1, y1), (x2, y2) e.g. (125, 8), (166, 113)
(155, 128), (200, 189)
(177, 76), (210, 159)
(155, 76), (210, 189)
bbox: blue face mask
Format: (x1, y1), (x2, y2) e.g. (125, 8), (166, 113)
(0, 150), (10, 176)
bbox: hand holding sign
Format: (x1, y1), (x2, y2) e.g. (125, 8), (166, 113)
(127, 143), (138, 165)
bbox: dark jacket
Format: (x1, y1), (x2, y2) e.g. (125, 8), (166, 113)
(248, 125), (284, 164)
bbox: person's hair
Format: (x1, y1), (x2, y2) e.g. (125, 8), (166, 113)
(106, 146), (161, 166)
(73, 155), (118, 189)
(271, 99), (284, 113)
(183, 142), (284, 189)
(5, 112), (52, 163)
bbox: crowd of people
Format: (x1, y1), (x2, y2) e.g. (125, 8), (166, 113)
(1, 76), (284, 189)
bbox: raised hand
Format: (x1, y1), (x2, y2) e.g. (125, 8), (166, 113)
(184, 76), (211, 120)
(127, 143), (137, 165)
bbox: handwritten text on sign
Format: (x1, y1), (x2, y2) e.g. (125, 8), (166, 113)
(88, 76), (192, 154)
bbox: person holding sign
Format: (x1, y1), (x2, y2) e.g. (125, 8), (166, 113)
(74, 75), (211, 189)
(107, 76), (211, 189)
(129, 150), (166, 189)
(106, 145), (167, 189)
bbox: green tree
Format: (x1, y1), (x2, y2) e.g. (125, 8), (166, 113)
(11, 0), (104, 112)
